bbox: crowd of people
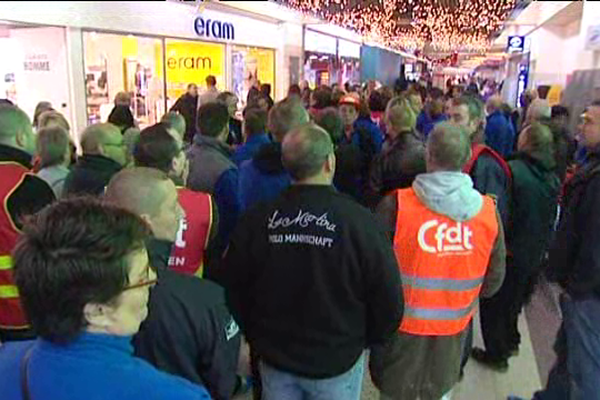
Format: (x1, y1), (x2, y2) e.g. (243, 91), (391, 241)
(0, 71), (598, 400)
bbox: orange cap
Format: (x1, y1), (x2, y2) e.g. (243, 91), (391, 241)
(339, 94), (361, 108)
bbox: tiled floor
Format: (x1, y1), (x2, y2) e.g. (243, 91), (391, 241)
(239, 283), (559, 400)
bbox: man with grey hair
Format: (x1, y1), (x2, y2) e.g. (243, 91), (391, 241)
(371, 122), (506, 400)
(221, 123), (403, 400)
(161, 111), (186, 142)
(0, 105), (55, 341)
(485, 95), (515, 157)
(238, 96), (310, 211)
(36, 126), (72, 198)
(63, 123), (125, 196)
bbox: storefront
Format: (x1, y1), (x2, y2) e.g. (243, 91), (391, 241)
(0, 1), (286, 135)
(0, 21), (71, 125)
(303, 28), (362, 88)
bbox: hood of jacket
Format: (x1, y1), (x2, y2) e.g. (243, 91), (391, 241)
(253, 142), (286, 174)
(412, 171), (483, 222)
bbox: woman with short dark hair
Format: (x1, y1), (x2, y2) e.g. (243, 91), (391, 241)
(0, 198), (210, 400)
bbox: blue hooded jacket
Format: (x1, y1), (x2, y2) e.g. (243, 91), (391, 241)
(485, 110), (515, 158)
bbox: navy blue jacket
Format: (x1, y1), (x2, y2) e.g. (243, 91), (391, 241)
(0, 333), (210, 400)
(238, 142), (291, 212)
(232, 133), (271, 166)
(485, 111), (515, 158)
(416, 110), (448, 139)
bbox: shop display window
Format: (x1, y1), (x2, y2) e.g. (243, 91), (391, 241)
(165, 39), (225, 109)
(83, 31), (165, 128)
(231, 45), (275, 108)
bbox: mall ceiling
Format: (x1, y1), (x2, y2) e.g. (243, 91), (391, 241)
(275, 0), (527, 56)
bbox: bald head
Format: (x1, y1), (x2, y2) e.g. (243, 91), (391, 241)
(0, 105), (35, 153)
(105, 167), (181, 241)
(282, 123), (334, 182)
(161, 112), (186, 141)
(486, 96), (503, 114)
(80, 123), (126, 165)
(268, 97), (310, 142)
(427, 122), (471, 172)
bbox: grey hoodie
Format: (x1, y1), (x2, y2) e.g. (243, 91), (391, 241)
(412, 171), (483, 222)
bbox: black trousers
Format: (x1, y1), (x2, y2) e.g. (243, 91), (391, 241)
(480, 257), (537, 361)
(250, 346), (263, 400)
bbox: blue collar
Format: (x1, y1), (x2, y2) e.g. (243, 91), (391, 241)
(37, 332), (134, 356)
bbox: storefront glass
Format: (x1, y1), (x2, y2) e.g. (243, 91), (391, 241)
(232, 45), (275, 108)
(0, 22), (70, 125)
(164, 39), (225, 108)
(83, 31), (165, 127)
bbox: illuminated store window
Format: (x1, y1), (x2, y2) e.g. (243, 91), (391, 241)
(231, 45), (275, 108)
(165, 39), (225, 109)
(83, 31), (165, 128)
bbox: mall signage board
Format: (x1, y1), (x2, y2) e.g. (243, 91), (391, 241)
(194, 15), (234, 41)
(507, 36), (525, 53)
(585, 24), (600, 50)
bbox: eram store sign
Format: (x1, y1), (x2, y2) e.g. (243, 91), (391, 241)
(194, 15), (234, 41)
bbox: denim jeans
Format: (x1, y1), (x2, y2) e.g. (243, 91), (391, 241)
(260, 353), (365, 400)
(534, 293), (600, 400)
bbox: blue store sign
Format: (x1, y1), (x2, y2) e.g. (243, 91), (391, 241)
(507, 35), (525, 53)
(194, 16), (235, 40)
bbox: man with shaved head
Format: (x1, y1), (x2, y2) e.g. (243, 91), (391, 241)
(221, 123), (402, 400)
(485, 95), (515, 157)
(63, 122), (125, 196)
(0, 105), (55, 341)
(371, 122), (506, 399)
(105, 167), (242, 400)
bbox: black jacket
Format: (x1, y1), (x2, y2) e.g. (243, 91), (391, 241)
(333, 143), (364, 203)
(367, 131), (426, 208)
(171, 93), (199, 143)
(507, 153), (560, 276)
(220, 185), (403, 378)
(470, 151), (510, 228)
(549, 149), (600, 298)
(134, 239), (241, 400)
(0, 144), (55, 230)
(63, 154), (122, 197)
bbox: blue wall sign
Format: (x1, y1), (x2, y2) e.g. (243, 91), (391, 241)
(194, 16), (235, 40)
(507, 35), (525, 53)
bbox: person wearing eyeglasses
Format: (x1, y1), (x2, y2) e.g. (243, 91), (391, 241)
(104, 167), (244, 400)
(0, 197), (210, 400)
(63, 123), (126, 197)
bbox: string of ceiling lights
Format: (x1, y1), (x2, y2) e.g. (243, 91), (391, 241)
(275, 0), (517, 53)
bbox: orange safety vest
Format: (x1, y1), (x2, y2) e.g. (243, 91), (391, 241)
(393, 188), (498, 336)
(169, 187), (213, 277)
(0, 162), (31, 330)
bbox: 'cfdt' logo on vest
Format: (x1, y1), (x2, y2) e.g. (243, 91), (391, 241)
(418, 220), (474, 254)
(194, 16), (235, 40)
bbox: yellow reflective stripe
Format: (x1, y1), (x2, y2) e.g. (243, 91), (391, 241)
(0, 255), (12, 270)
(0, 285), (19, 298)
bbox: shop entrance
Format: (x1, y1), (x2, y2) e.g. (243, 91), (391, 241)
(0, 21), (71, 125)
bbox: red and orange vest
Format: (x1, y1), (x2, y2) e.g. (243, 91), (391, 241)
(169, 187), (213, 277)
(393, 188), (498, 336)
(0, 162), (31, 330)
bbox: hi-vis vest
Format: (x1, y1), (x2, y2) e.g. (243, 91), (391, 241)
(393, 188), (498, 336)
(169, 187), (213, 277)
(0, 162), (31, 330)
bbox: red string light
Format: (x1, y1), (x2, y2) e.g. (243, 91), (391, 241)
(276, 0), (517, 53)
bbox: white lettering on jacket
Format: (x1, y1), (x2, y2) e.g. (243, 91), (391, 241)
(417, 220), (473, 254)
(175, 218), (188, 248)
(267, 210), (336, 232)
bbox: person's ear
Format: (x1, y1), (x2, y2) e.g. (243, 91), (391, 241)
(83, 302), (112, 329)
(139, 213), (155, 234)
(325, 151), (336, 175)
(15, 128), (26, 148)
